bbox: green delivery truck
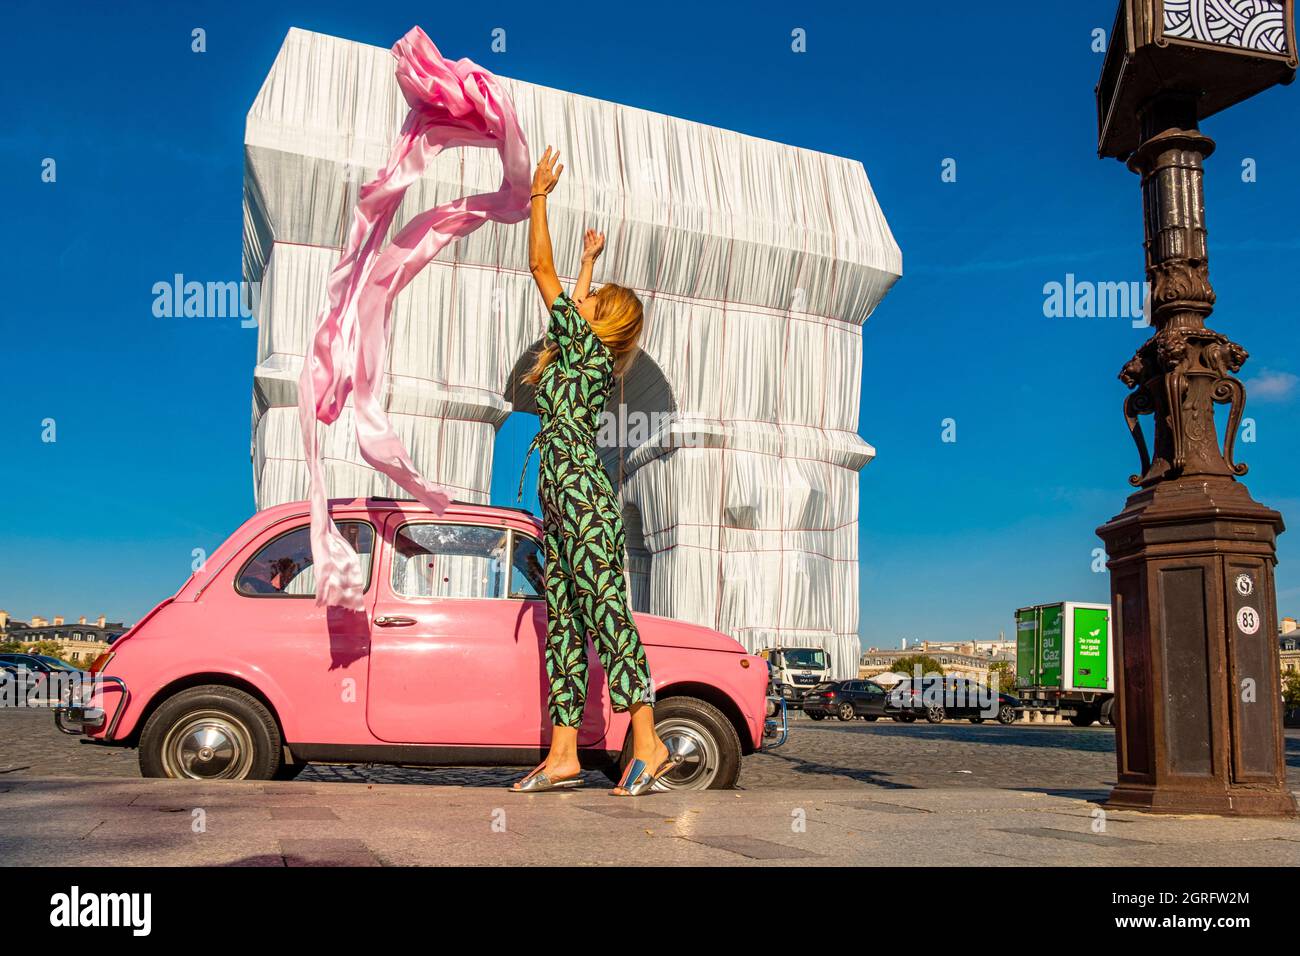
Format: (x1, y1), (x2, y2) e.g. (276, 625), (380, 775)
(1014, 602), (1114, 726)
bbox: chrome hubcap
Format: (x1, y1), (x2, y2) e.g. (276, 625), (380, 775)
(161, 710), (254, 779)
(653, 718), (719, 790)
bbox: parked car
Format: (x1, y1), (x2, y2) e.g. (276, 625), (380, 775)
(51, 498), (773, 789)
(0, 653), (80, 673)
(886, 676), (1022, 725)
(1, 653), (82, 700)
(803, 680), (890, 721)
(0, 657), (40, 696)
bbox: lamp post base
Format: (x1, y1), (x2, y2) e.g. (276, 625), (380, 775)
(1106, 783), (1298, 817)
(1099, 477), (1295, 820)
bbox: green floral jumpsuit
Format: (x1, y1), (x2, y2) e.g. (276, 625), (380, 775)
(516, 290), (655, 728)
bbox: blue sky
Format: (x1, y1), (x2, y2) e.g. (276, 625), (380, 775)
(2, 1), (1297, 646)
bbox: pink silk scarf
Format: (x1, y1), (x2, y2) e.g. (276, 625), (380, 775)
(298, 26), (531, 610)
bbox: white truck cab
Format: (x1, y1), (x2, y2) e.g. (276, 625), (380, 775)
(762, 646), (832, 709)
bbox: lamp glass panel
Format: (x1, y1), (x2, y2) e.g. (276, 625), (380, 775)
(1163, 0), (1290, 54)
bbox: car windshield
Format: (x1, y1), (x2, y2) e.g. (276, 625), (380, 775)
(782, 649), (827, 669)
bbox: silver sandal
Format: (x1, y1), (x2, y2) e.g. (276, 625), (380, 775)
(510, 762), (585, 793)
(610, 753), (683, 797)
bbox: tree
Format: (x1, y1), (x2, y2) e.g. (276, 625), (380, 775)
(29, 641), (70, 663)
(987, 661), (1017, 694)
(891, 655), (945, 679)
(1282, 671), (1300, 709)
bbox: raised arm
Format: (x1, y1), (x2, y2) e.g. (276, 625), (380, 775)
(574, 229), (605, 300)
(528, 146), (563, 306)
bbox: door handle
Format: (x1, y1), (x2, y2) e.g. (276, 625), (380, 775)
(374, 615), (417, 627)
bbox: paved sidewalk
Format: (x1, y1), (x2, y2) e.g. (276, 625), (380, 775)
(3, 774), (1298, 866)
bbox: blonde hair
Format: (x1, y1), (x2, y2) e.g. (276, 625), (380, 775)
(523, 283), (643, 385)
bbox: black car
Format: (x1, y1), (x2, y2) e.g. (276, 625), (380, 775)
(0, 653), (79, 674)
(802, 679), (890, 721)
(0, 653), (82, 697)
(886, 675), (1022, 725)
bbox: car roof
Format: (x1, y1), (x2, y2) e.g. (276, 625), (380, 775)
(174, 498), (544, 604)
(255, 497), (539, 524)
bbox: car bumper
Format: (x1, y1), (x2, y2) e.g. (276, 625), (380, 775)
(52, 674), (129, 740)
(779, 685), (820, 704)
(763, 696), (788, 748)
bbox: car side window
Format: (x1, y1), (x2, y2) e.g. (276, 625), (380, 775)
(509, 533), (546, 599)
(236, 522), (374, 597)
(391, 523), (508, 599)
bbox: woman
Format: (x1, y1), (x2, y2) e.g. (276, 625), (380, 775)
(510, 146), (679, 796)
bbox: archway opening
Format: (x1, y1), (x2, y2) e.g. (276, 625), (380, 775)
(499, 337), (675, 508)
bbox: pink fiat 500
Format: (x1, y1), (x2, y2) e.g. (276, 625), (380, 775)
(54, 498), (776, 789)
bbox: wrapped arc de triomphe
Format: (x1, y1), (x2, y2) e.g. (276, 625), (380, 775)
(244, 29), (902, 678)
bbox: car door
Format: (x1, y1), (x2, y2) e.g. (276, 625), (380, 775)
(841, 681), (862, 714)
(955, 678), (981, 717)
(365, 518), (611, 748)
(862, 681), (887, 716)
(367, 517), (526, 746)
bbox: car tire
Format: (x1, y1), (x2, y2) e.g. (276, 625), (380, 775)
(619, 696), (742, 791)
(1099, 698), (1115, 726)
(139, 685), (283, 781)
(997, 705), (1018, 726)
(1069, 708), (1098, 728)
(924, 706), (946, 724)
(838, 703), (855, 721)
(862, 715), (878, 722)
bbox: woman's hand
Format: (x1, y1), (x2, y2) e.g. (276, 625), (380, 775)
(532, 146), (564, 197)
(528, 147), (563, 305)
(582, 229), (605, 262)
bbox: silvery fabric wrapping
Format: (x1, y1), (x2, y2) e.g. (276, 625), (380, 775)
(245, 29), (902, 678)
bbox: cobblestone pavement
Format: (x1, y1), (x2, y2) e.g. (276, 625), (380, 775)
(5, 707), (1298, 793)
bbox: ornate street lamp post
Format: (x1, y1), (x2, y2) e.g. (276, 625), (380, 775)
(1095, 0), (1298, 816)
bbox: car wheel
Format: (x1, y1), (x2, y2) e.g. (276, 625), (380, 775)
(997, 704), (1018, 725)
(924, 706), (945, 724)
(838, 703), (856, 721)
(1099, 697), (1115, 726)
(620, 696), (742, 791)
(1069, 710), (1097, 727)
(139, 685), (283, 781)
